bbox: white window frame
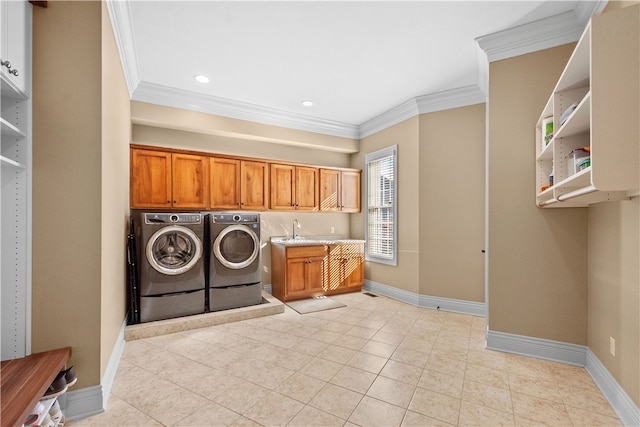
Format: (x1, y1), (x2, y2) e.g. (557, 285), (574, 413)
(365, 145), (397, 266)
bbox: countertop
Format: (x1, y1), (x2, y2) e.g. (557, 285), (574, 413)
(270, 236), (365, 246)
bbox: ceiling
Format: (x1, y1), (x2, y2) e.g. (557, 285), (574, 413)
(108, 1), (605, 139)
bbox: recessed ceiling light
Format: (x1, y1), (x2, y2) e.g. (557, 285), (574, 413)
(194, 74), (210, 83)
(301, 100), (314, 107)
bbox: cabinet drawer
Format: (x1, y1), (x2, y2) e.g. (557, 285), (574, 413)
(286, 245), (327, 258)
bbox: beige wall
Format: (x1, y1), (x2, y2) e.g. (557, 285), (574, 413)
(487, 44), (589, 344)
(32, 1), (130, 388)
(100, 2), (130, 375)
(418, 105), (485, 302)
(131, 101), (359, 156)
(351, 117), (421, 294)
(588, 199), (639, 405)
(585, 0), (640, 407)
(32, 1), (103, 386)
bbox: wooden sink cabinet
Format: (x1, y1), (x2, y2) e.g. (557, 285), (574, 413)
(271, 242), (364, 302)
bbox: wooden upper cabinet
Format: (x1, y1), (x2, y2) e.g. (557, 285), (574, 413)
(340, 170), (361, 213)
(270, 163), (318, 211)
(241, 160), (269, 210)
(319, 168), (360, 212)
(131, 149), (172, 208)
(210, 157), (241, 209)
(131, 148), (208, 209)
(171, 153), (208, 209)
(210, 157), (268, 210)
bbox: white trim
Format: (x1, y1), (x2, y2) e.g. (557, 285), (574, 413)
(363, 279), (485, 317)
(476, 11), (585, 63)
(106, 0), (139, 97)
(359, 85), (486, 139)
(62, 319), (127, 420)
(486, 329), (587, 366)
(417, 294), (486, 317)
(586, 349), (640, 427)
(101, 319), (127, 407)
(132, 81), (360, 140)
(59, 385), (104, 421)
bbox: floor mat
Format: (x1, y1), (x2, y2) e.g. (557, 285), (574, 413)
(285, 296), (346, 314)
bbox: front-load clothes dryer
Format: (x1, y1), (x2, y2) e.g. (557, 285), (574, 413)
(138, 212), (205, 322)
(207, 213), (262, 311)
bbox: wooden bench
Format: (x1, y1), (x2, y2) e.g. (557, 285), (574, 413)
(1, 347), (71, 427)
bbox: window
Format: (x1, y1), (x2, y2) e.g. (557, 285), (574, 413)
(365, 145), (397, 266)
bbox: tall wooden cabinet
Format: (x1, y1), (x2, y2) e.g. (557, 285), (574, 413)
(130, 148), (208, 209)
(1, 0), (32, 360)
(270, 163), (318, 211)
(535, 5), (639, 208)
(319, 168), (360, 212)
(210, 157), (268, 210)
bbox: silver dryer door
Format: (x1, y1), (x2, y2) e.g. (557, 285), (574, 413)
(213, 224), (259, 269)
(146, 225), (203, 275)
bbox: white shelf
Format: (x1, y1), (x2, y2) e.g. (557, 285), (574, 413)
(535, 6), (639, 208)
(1, 117), (26, 138)
(0, 154), (25, 169)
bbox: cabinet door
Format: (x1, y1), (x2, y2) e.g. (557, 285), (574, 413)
(306, 255), (326, 294)
(210, 157), (241, 209)
(319, 169), (340, 211)
(286, 257), (310, 299)
(241, 160), (268, 210)
(342, 254), (364, 288)
(130, 149), (172, 208)
(295, 166), (319, 211)
(172, 153), (208, 209)
(1, 1), (29, 92)
(340, 170), (361, 213)
(270, 163), (295, 210)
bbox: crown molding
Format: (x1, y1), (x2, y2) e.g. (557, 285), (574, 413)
(359, 85), (486, 139)
(106, 0), (140, 97)
(476, 10), (585, 63)
(132, 82), (360, 139)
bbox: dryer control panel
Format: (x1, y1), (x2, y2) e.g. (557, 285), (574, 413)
(212, 213), (259, 224)
(144, 213), (202, 224)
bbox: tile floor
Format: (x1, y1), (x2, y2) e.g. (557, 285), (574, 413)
(72, 292), (622, 427)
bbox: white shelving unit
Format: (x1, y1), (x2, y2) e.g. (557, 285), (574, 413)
(1, 0), (32, 360)
(536, 5), (639, 208)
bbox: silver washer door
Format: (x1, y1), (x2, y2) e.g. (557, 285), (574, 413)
(146, 225), (203, 275)
(213, 224), (259, 269)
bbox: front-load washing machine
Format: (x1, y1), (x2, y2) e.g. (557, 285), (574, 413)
(207, 213), (262, 311)
(138, 212), (205, 322)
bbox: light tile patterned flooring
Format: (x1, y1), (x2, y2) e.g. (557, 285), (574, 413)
(73, 292), (622, 426)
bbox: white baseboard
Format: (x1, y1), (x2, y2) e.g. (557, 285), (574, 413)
(63, 318), (127, 420)
(586, 349), (640, 427)
(487, 329), (639, 426)
(363, 279), (485, 316)
(486, 329), (587, 366)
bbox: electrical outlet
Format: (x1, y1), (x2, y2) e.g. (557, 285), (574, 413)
(330, 227), (335, 234)
(610, 337), (616, 357)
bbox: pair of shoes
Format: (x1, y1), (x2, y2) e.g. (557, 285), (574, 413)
(49, 399), (64, 426)
(41, 366), (78, 400)
(41, 373), (67, 399)
(61, 366), (77, 388)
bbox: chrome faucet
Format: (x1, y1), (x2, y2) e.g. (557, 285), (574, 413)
(293, 219), (299, 239)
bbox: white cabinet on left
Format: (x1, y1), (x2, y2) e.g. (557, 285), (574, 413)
(1, 0), (32, 360)
(1, 0), (30, 94)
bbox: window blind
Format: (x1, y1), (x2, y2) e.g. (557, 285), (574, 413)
(365, 145), (397, 265)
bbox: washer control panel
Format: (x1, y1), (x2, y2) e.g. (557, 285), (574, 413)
(144, 213), (202, 224)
